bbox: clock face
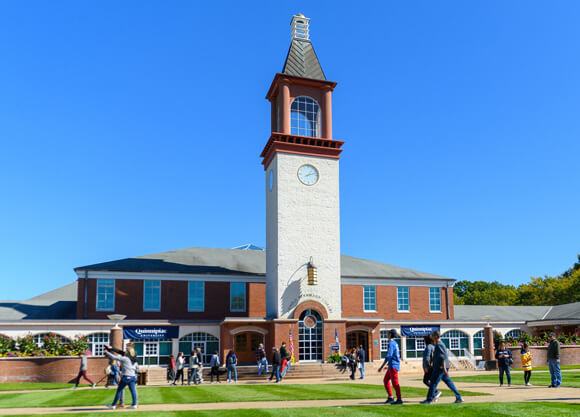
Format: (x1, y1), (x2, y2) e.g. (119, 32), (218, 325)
(298, 164), (319, 185)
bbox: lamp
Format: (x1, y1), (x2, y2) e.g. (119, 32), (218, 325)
(107, 314), (127, 329)
(307, 257), (317, 285)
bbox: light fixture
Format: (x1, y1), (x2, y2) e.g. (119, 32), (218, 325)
(107, 314), (127, 329)
(307, 257), (317, 285)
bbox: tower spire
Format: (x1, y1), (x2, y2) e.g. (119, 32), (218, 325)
(282, 14), (326, 80)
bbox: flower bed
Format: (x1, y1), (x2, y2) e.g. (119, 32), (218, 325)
(0, 333), (90, 358)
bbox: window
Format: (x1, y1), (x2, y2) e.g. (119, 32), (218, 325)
(505, 329), (522, 340)
(132, 338), (173, 365)
(33, 333), (70, 348)
(143, 280), (161, 311)
(178, 332), (219, 364)
(397, 287), (409, 312)
(87, 332), (110, 356)
(379, 330), (401, 359)
(473, 330), (485, 356)
(96, 279), (115, 311)
(188, 281), (204, 312)
(441, 330), (469, 357)
(429, 287), (441, 312)
(230, 282), (246, 312)
(363, 285), (376, 311)
(405, 336), (426, 358)
(291, 96), (320, 137)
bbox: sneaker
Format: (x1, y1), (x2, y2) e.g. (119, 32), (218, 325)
(105, 404), (115, 409)
(548, 385), (554, 388)
(499, 384), (503, 387)
(525, 383), (531, 386)
(385, 397), (394, 404)
(434, 390), (442, 400)
(420, 400), (432, 404)
(91, 383), (96, 388)
(73, 385), (78, 389)
(393, 399), (403, 405)
(507, 384), (511, 387)
(455, 398), (464, 403)
(128, 405), (138, 409)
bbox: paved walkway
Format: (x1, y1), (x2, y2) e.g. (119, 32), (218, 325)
(0, 372), (578, 415)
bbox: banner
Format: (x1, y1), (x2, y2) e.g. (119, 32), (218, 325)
(123, 326), (179, 340)
(400, 325), (440, 337)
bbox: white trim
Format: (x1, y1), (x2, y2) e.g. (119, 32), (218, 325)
(346, 325), (373, 332)
(229, 326), (269, 336)
(540, 306), (553, 320)
(363, 310), (377, 313)
(77, 270), (265, 283)
(342, 277), (450, 287)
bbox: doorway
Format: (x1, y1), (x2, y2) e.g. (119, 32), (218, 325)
(299, 309), (323, 361)
(346, 331), (369, 362)
(234, 332), (264, 364)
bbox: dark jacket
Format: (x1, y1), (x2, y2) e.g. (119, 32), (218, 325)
(422, 343), (435, 370)
(495, 348), (512, 368)
(280, 346), (290, 360)
(272, 351), (281, 366)
(357, 348), (366, 363)
(547, 339), (560, 360)
(432, 341), (448, 371)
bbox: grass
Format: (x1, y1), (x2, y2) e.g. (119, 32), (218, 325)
(510, 365), (579, 371)
(0, 383), (79, 391)
(0, 383), (485, 408)
(453, 371), (580, 388)
(6, 402), (580, 417)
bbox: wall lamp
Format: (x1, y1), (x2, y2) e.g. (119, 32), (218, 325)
(307, 257), (318, 285)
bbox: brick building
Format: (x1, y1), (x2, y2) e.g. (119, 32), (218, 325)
(2, 15), (577, 367)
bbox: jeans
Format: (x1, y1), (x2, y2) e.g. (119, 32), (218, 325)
(281, 360), (291, 377)
(173, 368), (184, 384)
(359, 362), (365, 379)
(210, 366), (220, 383)
(74, 370), (94, 386)
(524, 370), (531, 384)
(227, 364), (237, 382)
(499, 366), (511, 385)
(112, 376), (138, 406)
(427, 368), (461, 401)
(188, 367), (199, 385)
(548, 359), (562, 386)
(270, 365), (280, 382)
(258, 358), (268, 375)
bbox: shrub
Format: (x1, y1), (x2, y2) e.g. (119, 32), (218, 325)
(0, 336), (15, 355)
(16, 335), (38, 356)
(326, 353), (342, 363)
(68, 336), (90, 356)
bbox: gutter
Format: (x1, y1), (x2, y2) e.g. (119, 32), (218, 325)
(83, 270), (88, 319)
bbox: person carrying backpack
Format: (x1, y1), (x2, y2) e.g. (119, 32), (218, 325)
(226, 350), (238, 383)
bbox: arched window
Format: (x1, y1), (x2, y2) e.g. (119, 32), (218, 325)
(32, 333), (70, 348)
(291, 96), (320, 137)
(504, 329), (522, 340)
(473, 330), (485, 357)
(86, 332), (110, 356)
(179, 332), (219, 364)
(299, 309), (323, 361)
(441, 330), (469, 357)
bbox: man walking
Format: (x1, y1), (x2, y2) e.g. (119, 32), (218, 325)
(421, 330), (464, 404)
(280, 342), (291, 377)
(256, 343), (268, 376)
(547, 332), (562, 388)
(269, 346), (281, 383)
(357, 345), (366, 379)
(377, 329), (403, 405)
(73, 352), (96, 388)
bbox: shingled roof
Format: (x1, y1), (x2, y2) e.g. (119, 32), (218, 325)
(75, 247), (451, 281)
(282, 38), (326, 81)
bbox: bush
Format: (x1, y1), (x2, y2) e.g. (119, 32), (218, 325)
(0, 336), (16, 355)
(326, 353), (342, 363)
(68, 336), (90, 355)
(16, 335), (38, 356)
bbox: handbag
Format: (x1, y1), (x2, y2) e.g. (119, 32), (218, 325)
(357, 362), (362, 369)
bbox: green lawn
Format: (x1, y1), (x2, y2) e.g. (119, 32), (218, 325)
(453, 371), (580, 388)
(0, 384), (485, 408)
(6, 402), (580, 417)
(510, 365), (579, 371)
(0, 383), (77, 391)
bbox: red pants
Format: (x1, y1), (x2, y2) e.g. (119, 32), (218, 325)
(75, 370), (94, 386)
(383, 367), (401, 399)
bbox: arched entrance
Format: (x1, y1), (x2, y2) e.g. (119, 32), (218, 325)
(234, 332), (264, 364)
(346, 331), (369, 362)
(299, 309), (323, 361)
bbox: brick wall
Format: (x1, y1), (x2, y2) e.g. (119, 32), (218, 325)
(508, 345), (580, 368)
(0, 357), (109, 383)
(341, 285), (452, 320)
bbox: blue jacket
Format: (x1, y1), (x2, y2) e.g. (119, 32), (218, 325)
(382, 339), (400, 371)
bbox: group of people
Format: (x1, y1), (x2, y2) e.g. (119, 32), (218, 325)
(263, 342), (292, 383)
(376, 329), (464, 405)
(341, 345), (366, 380)
(166, 349), (238, 385)
(495, 331), (562, 388)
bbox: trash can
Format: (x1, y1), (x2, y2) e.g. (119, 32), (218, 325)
(137, 370), (148, 385)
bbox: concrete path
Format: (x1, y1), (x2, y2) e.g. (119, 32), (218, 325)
(0, 372), (578, 415)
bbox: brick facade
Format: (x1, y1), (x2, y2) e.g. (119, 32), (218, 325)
(0, 357), (109, 383)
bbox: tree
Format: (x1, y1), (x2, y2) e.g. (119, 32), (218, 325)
(453, 280), (517, 305)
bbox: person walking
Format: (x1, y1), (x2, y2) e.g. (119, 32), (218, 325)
(280, 342), (291, 377)
(421, 335), (438, 393)
(172, 352), (185, 385)
(187, 350), (197, 385)
(105, 359), (120, 388)
(377, 329), (403, 405)
(73, 352), (96, 388)
(209, 350), (221, 384)
(547, 332), (562, 388)
(256, 343), (268, 376)
(104, 344), (139, 409)
(357, 345), (366, 379)
(269, 346), (281, 383)
(421, 330), (463, 404)
(226, 350), (238, 383)
(495, 341), (513, 387)
(520, 343), (533, 386)
(349, 347), (358, 380)
(167, 354), (176, 383)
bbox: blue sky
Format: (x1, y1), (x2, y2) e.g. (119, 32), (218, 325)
(1, 1), (579, 300)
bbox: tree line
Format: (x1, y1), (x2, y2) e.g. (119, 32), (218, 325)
(453, 254), (580, 306)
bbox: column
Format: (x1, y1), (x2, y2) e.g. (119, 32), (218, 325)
(400, 336), (407, 361)
(483, 325), (496, 370)
(321, 87), (333, 139)
(279, 82), (291, 134)
(468, 333), (474, 357)
(110, 327), (123, 351)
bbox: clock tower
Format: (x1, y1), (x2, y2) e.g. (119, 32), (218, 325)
(261, 14), (344, 321)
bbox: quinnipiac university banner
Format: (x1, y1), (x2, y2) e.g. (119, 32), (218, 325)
(123, 326), (179, 340)
(400, 325), (440, 337)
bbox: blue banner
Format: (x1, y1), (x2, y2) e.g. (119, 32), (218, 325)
(400, 325), (440, 337)
(123, 326), (179, 340)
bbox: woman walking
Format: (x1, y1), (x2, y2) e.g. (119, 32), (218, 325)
(521, 343), (533, 386)
(104, 344), (139, 409)
(226, 350), (238, 383)
(349, 347), (358, 380)
(209, 350), (221, 384)
(73, 352), (96, 389)
(495, 341), (513, 387)
(167, 354), (176, 383)
(172, 352), (185, 385)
